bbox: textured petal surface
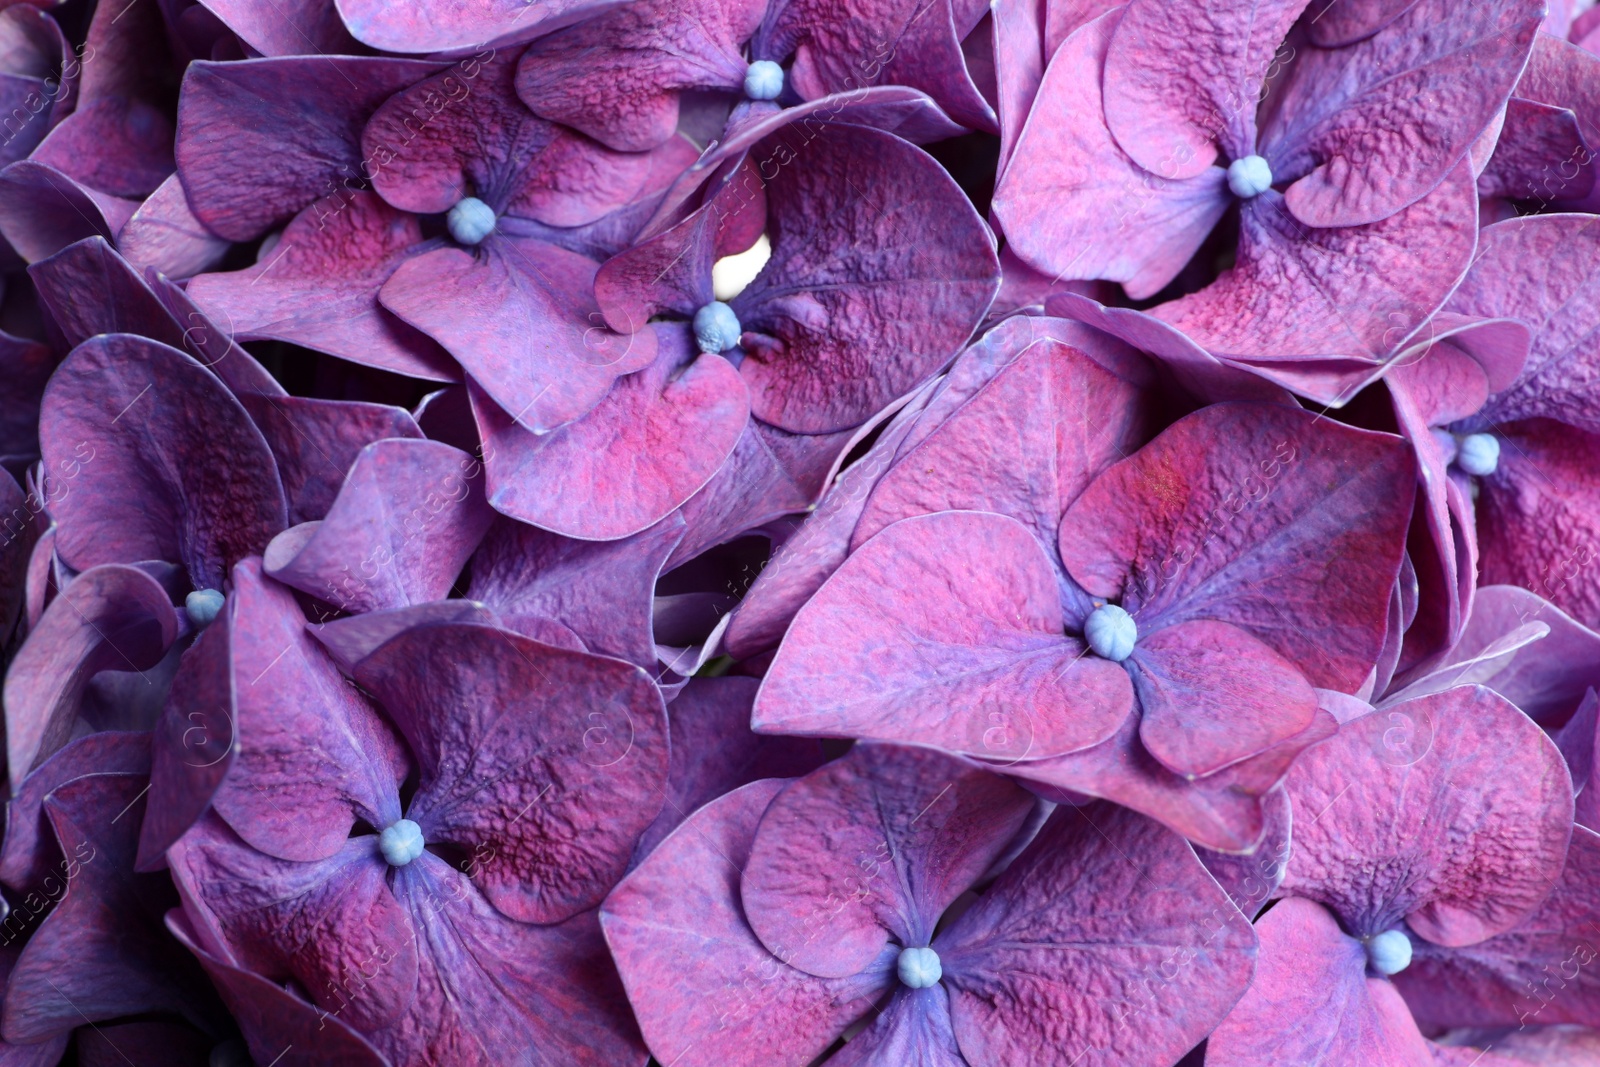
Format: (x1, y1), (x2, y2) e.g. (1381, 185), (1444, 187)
(355, 622), (669, 924)
(474, 326), (748, 540)
(1205, 896), (1434, 1067)
(1281, 686), (1573, 944)
(263, 439), (491, 614)
(1102, 0), (1308, 177)
(188, 193), (458, 381)
(742, 745), (1034, 977)
(334, 0), (604, 53)
(729, 123), (1000, 434)
(755, 510), (1134, 761)
(602, 781), (894, 1067)
(1398, 825), (1600, 1030)
(938, 803), (1258, 1067)
(1059, 401), (1414, 691)
(1152, 165), (1478, 401)
(993, 13), (1231, 299)
(39, 334), (286, 590)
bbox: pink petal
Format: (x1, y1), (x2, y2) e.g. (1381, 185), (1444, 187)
(754, 510), (1134, 761)
(1283, 686), (1573, 945)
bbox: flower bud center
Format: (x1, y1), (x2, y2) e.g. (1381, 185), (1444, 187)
(897, 945), (941, 988)
(380, 819), (425, 867)
(447, 197), (496, 245)
(1084, 604), (1137, 662)
(1227, 155), (1273, 198)
(693, 301), (743, 354)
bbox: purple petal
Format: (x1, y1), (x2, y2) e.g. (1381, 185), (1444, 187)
(117, 173), (231, 281)
(169, 816), (419, 1034)
(263, 439), (491, 614)
(39, 334), (287, 590)
(1282, 686), (1573, 945)
(1102, 0), (1307, 177)
(333, 0), (608, 53)
(754, 510), (1135, 761)
(166, 909), (389, 1067)
(473, 326), (748, 540)
(729, 123), (1000, 434)
(1059, 401), (1414, 692)
(187, 193), (458, 381)
(1266, 0), (1543, 228)
(602, 781), (894, 1067)
(354, 622), (669, 924)
(1205, 896), (1433, 1067)
(741, 745), (1034, 978)
(938, 803), (1258, 1067)
(634, 676), (825, 860)
(3, 564), (176, 781)
(514, 0), (762, 151)
(1152, 165), (1479, 403)
(3, 774), (216, 1044)
(830, 986), (964, 1067)
(175, 56), (441, 242)
(0, 160), (136, 263)
(1196, 785), (1292, 919)
(1398, 824), (1600, 1030)
(469, 512), (684, 668)
(196, 0), (364, 56)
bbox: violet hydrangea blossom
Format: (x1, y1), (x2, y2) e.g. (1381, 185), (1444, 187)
(603, 743), (1258, 1066)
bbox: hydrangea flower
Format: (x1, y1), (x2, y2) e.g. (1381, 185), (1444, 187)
(1207, 685), (1576, 1063)
(161, 569), (668, 1064)
(753, 340), (1414, 849)
(603, 744), (1257, 1066)
(992, 0), (1541, 401)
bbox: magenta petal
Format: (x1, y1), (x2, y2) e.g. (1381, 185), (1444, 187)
(1302, 0), (1419, 47)
(634, 676), (825, 860)
(741, 745), (1034, 978)
(853, 326), (1151, 553)
(354, 623), (669, 924)
(3, 563), (176, 781)
(602, 781), (894, 1067)
(1196, 786), (1292, 919)
(363, 50), (667, 224)
(188, 194), (458, 381)
(1283, 686), (1572, 945)
(175, 56), (441, 242)
(830, 986), (964, 1067)
(39, 334), (286, 589)
(993, 13), (1231, 299)
(166, 910), (389, 1067)
(381, 236), (650, 432)
(1152, 165), (1479, 401)
(3, 774), (216, 1044)
(263, 439), (491, 614)
(237, 394), (425, 525)
(196, 0), (363, 55)
(210, 560), (408, 863)
(1433, 585), (1600, 722)
(333, 0), (604, 53)
(1448, 214), (1600, 434)
(755, 510), (1134, 761)
(1397, 825), (1600, 1030)
(1206, 897), (1433, 1067)
(1477, 419), (1600, 629)
(1268, 0), (1543, 228)
(1131, 619), (1319, 778)
(514, 0), (761, 151)
(474, 327), (748, 540)
(938, 803), (1257, 1067)
(469, 513), (684, 668)
(730, 123), (1000, 434)
(1102, 0), (1307, 177)
(168, 816), (419, 1034)
(1, 731), (148, 894)
(1060, 401), (1413, 691)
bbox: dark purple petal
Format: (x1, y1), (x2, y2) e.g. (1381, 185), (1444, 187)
(3, 564), (176, 781)
(0, 160), (136, 264)
(39, 334), (287, 590)
(354, 622), (669, 924)
(333, 0), (608, 54)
